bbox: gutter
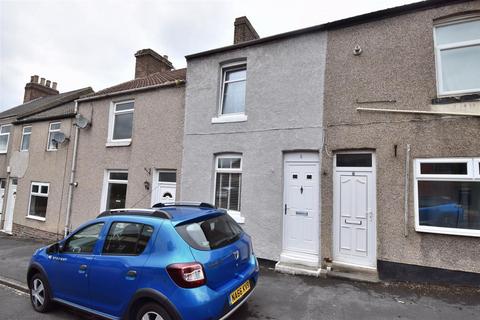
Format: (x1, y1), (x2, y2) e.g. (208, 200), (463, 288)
(13, 113), (76, 125)
(356, 107), (480, 117)
(64, 101), (80, 237)
(77, 79), (185, 103)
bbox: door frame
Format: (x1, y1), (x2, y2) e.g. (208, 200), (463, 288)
(281, 152), (320, 267)
(333, 151), (377, 269)
(3, 178), (18, 234)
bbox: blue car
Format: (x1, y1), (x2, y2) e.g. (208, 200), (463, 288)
(27, 203), (259, 320)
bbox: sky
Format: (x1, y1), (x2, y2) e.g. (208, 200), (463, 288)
(0, 0), (418, 110)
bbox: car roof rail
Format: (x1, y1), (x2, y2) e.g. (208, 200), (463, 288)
(152, 201), (216, 209)
(97, 208), (171, 219)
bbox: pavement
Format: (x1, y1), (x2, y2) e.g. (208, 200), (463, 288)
(1, 234), (479, 320)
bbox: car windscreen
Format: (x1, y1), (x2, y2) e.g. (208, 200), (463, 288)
(175, 213), (243, 250)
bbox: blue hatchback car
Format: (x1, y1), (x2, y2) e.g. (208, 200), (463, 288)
(27, 203), (259, 320)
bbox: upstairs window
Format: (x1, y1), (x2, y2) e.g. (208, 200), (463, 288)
(434, 17), (480, 96)
(415, 158), (480, 237)
(47, 122), (61, 151)
(109, 100), (134, 144)
(0, 124), (12, 153)
(220, 64), (246, 115)
(20, 126), (32, 151)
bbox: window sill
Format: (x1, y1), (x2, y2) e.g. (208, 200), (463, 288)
(0, 151), (7, 154)
(26, 215), (46, 222)
(416, 225), (480, 238)
(211, 114), (247, 124)
(106, 140), (131, 147)
(227, 210), (245, 224)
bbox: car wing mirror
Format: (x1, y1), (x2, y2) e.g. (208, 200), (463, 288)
(58, 243), (65, 253)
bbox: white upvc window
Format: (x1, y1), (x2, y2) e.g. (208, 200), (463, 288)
(101, 170), (128, 211)
(20, 126), (32, 151)
(0, 124), (12, 154)
(434, 16), (480, 96)
(47, 122), (61, 151)
(414, 158), (480, 237)
(212, 63), (247, 124)
(108, 100), (134, 146)
(27, 182), (49, 221)
(214, 154), (244, 223)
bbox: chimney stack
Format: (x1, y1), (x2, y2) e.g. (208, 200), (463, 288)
(234, 16), (259, 44)
(23, 75), (59, 103)
(134, 49), (174, 79)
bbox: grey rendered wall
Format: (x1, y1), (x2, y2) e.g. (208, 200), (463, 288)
(322, 1), (480, 273)
(181, 32), (327, 261)
(9, 117), (74, 236)
(70, 87), (185, 229)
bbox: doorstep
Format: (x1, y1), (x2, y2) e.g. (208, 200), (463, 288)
(275, 261), (326, 277)
(326, 262), (380, 283)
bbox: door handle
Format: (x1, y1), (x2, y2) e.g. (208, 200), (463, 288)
(126, 270), (137, 279)
(79, 264), (87, 271)
(284, 204), (287, 215)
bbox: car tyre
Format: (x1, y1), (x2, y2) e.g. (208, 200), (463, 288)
(136, 302), (172, 320)
(29, 273), (53, 313)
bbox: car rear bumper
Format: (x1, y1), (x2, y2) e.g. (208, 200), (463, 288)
(171, 255), (259, 320)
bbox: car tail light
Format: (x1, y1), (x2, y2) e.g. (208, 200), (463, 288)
(167, 263), (206, 288)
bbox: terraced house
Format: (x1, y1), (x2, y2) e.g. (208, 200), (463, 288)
(0, 77), (93, 239)
(181, 0), (480, 284)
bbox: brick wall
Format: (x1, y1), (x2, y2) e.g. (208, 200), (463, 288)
(12, 223), (62, 242)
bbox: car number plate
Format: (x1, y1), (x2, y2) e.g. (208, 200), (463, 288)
(229, 280), (251, 305)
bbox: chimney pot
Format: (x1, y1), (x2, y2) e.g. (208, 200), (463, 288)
(23, 74), (59, 103)
(40, 77), (46, 86)
(233, 16), (260, 44)
(52, 82), (57, 90)
(30, 75), (35, 83)
(46, 80), (51, 88)
(33, 75), (39, 83)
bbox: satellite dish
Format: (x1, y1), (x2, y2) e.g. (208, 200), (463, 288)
(74, 114), (90, 129)
(52, 132), (68, 144)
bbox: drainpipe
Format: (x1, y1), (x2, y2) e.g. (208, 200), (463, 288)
(64, 100), (80, 237)
(404, 144), (411, 237)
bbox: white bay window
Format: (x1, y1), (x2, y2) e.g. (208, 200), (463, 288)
(414, 158), (480, 237)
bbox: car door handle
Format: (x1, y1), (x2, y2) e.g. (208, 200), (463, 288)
(79, 264), (87, 270)
(126, 270), (137, 279)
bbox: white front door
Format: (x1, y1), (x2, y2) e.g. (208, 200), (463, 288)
(333, 153), (376, 268)
(281, 153), (320, 267)
(4, 178), (17, 233)
(151, 170), (177, 206)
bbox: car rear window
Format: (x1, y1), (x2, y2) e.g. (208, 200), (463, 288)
(175, 214), (243, 250)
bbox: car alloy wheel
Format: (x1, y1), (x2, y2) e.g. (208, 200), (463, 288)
(141, 311), (164, 320)
(31, 278), (45, 308)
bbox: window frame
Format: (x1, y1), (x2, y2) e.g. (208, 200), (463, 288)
(414, 157), (480, 237)
(213, 154), (244, 223)
(102, 221), (154, 256)
(20, 126), (32, 152)
(0, 124), (12, 154)
(108, 100), (134, 146)
(433, 16), (480, 97)
(213, 62), (248, 124)
(62, 222), (105, 255)
(47, 122), (61, 151)
(101, 170), (129, 211)
(27, 182), (50, 221)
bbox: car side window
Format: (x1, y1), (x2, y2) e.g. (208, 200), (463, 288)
(103, 222), (154, 255)
(63, 223), (104, 254)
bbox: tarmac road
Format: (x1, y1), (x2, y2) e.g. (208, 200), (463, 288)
(1, 265), (479, 320)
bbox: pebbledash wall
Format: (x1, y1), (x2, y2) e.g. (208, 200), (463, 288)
(181, 32), (327, 261)
(69, 86), (185, 230)
(321, 0), (480, 279)
(9, 117), (75, 240)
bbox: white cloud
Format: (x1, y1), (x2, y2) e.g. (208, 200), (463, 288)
(0, 0), (416, 110)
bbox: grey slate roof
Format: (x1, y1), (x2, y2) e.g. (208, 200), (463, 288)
(0, 87), (93, 123)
